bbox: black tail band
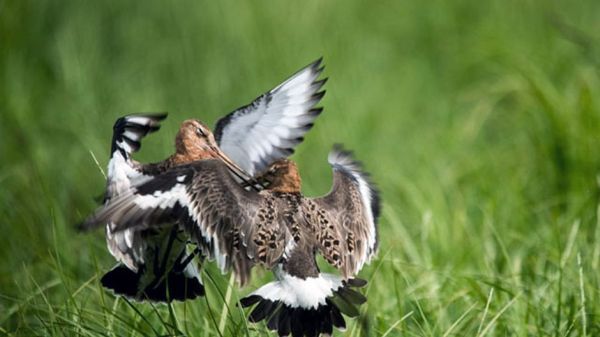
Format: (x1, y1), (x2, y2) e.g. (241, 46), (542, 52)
(240, 278), (367, 337)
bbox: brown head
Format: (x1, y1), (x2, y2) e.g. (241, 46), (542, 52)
(173, 119), (218, 162)
(261, 159), (302, 193)
(173, 119), (257, 186)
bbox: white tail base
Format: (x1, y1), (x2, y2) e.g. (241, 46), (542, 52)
(250, 272), (343, 309)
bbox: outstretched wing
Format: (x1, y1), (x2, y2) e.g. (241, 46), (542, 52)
(214, 59), (326, 176)
(308, 145), (381, 278)
(82, 160), (288, 285)
(105, 113), (167, 271)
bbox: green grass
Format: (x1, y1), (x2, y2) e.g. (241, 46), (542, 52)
(2, 0), (600, 335)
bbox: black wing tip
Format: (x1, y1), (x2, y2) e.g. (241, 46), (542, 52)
(301, 123), (315, 132)
(310, 56), (324, 70)
(126, 112), (168, 120)
(314, 77), (329, 90)
(312, 90), (326, 100)
(111, 112), (168, 155)
(309, 107), (324, 117)
(113, 112), (168, 129)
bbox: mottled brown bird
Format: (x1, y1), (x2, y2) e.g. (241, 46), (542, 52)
(82, 145), (380, 337)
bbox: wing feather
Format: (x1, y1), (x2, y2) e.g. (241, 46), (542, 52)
(105, 113), (167, 271)
(83, 160), (284, 285)
(308, 145), (381, 277)
(214, 59), (326, 175)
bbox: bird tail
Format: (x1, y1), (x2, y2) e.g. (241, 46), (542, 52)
(240, 273), (367, 337)
(101, 249), (205, 303)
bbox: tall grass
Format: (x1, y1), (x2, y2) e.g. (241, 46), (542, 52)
(1, 0), (600, 336)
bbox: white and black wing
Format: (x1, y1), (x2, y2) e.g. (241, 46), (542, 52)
(214, 59), (326, 176)
(82, 160), (287, 285)
(308, 145), (381, 277)
(106, 113), (167, 199)
(105, 113), (167, 271)
(110, 113), (167, 161)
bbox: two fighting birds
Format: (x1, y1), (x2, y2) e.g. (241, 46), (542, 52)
(79, 59), (381, 337)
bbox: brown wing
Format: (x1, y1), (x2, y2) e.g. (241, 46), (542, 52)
(307, 145), (381, 278)
(81, 159), (289, 285)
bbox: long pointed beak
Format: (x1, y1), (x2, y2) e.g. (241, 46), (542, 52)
(206, 145), (262, 191)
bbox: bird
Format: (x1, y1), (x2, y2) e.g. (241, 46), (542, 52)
(101, 116), (256, 302)
(99, 58), (327, 302)
(81, 144), (381, 337)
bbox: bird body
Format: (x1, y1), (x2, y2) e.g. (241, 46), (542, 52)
(103, 115), (220, 301)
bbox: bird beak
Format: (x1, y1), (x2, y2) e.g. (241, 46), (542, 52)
(205, 145), (261, 190)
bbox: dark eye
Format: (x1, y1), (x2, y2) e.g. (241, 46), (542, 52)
(195, 127), (205, 136)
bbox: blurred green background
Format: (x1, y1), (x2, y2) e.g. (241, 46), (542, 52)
(2, 0), (600, 336)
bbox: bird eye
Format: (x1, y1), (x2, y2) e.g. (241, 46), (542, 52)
(195, 127), (205, 137)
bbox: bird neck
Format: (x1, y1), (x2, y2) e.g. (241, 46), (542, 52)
(172, 138), (208, 165)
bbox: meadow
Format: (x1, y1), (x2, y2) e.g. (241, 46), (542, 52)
(1, 0), (600, 336)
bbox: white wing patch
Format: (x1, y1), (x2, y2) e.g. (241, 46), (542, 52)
(131, 183), (188, 211)
(107, 151), (145, 191)
(215, 59), (326, 176)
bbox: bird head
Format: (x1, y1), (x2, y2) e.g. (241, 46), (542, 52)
(175, 119), (256, 186)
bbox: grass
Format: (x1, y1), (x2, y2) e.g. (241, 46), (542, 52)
(1, 0), (600, 335)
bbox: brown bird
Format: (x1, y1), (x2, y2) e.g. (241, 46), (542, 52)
(100, 59), (327, 302)
(102, 116), (256, 302)
(82, 145), (380, 337)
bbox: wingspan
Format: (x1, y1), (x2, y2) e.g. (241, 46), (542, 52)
(82, 159), (288, 285)
(308, 145), (381, 277)
(214, 58), (326, 176)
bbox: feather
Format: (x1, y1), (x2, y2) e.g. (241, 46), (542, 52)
(214, 59), (326, 176)
(308, 145), (381, 277)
